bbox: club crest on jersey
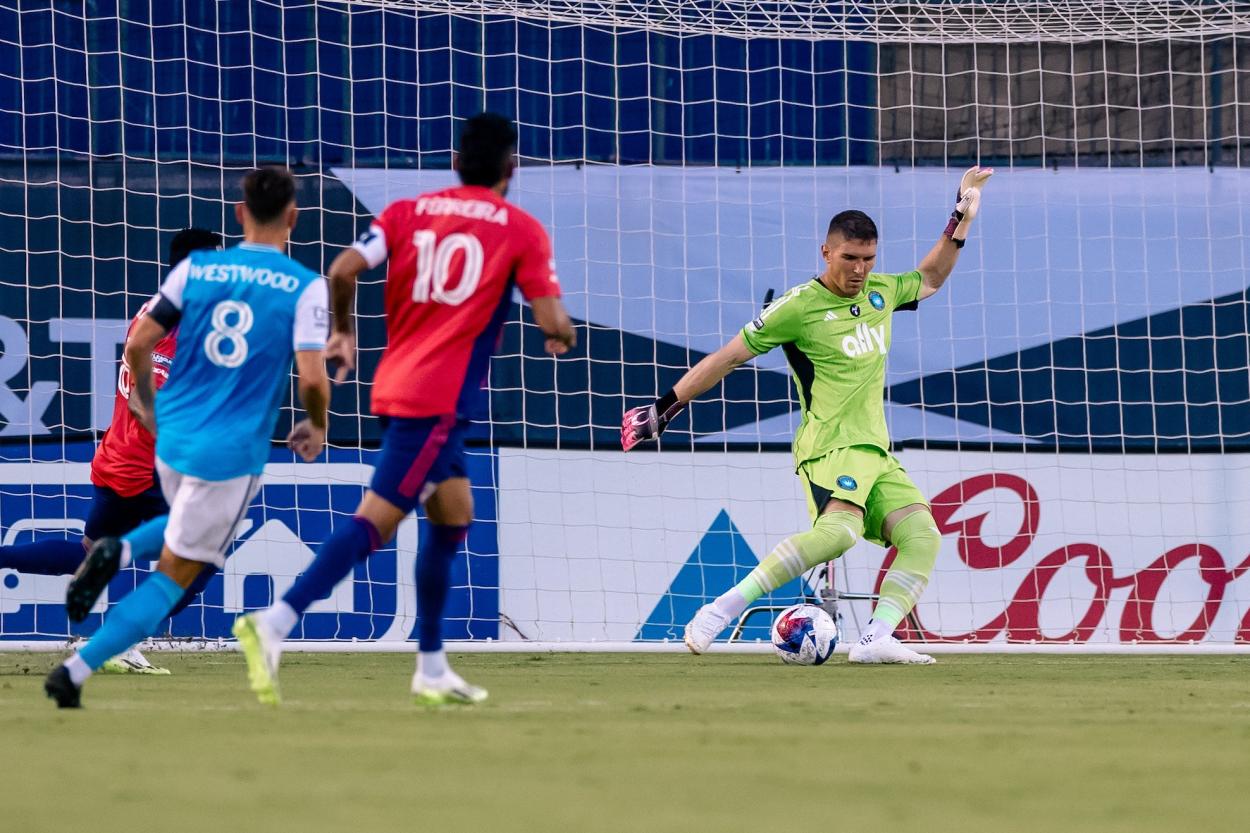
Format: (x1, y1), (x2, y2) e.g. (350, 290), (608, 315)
(836, 475), (858, 491)
(850, 304), (861, 317)
(841, 323), (887, 358)
(869, 291), (885, 310)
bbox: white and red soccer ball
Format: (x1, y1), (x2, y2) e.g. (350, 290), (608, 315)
(771, 604), (838, 665)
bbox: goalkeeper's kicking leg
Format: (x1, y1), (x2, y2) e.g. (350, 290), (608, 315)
(685, 500), (940, 664)
(684, 500), (863, 653)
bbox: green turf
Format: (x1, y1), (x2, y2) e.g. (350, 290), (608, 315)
(0, 652), (1246, 832)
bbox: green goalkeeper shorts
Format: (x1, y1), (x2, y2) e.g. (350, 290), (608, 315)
(797, 445), (929, 547)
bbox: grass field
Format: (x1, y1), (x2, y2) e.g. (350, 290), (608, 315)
(0, 651), (1246, 833)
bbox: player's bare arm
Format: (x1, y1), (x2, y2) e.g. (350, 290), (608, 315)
(123, 314), (169, 435)
(288, 349), (330, 462)
(621, 333), (753, 451)
(324, 246), (367, 382)
(530, 295), (576, 355)
(916, 165), (993, 301)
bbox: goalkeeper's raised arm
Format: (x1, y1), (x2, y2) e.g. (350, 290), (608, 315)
(915, 165), (993, 300)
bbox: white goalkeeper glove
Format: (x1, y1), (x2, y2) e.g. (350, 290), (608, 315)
(943, 165), (994, 247)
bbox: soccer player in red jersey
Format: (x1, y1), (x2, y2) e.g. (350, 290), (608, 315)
(0, 228), (220, 672)
(235, 113), (575, 705)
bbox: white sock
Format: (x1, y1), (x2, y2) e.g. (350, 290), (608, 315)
(64, 654), (93, 686)
(712, 587), (749, 620)
(259, 602), (298, 640)
(118, 539), (133, 569)
(860, 618), (894, 645)
(418, 649), (448, 679)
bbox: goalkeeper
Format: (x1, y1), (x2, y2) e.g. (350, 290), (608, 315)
(622, 167), (992, 663)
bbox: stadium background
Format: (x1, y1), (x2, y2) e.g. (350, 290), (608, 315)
(2, 1), (1249, 646)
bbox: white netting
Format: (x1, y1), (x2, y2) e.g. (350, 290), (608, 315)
(365, 1), (1250, 44)
(0, 1), (1247, 650)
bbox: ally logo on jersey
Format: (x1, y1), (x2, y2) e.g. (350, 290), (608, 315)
(841, 322), (887, 358)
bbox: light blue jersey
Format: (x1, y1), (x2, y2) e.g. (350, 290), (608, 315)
(152, 242), (329, 481)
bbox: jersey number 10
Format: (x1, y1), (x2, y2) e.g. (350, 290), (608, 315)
(411, 230), (483, 306)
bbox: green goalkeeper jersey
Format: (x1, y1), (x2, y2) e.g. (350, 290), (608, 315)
(740, 270), (923, 465)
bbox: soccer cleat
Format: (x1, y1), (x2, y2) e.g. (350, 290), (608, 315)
(683, 603), (731, 655)
(100, 647), (171, 675)
(44, 665), (82, 709)
(65, 537), (124, 623)
(233, 613), (283, 705)
(412, 670), (488, 706)
(847, 634), (936, 665)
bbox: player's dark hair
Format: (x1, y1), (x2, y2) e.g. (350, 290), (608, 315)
(168, 227), (222, 269)
(242, 166), (297, 224)
(457, 112), (517, 188)
(827, 210), (878, 243)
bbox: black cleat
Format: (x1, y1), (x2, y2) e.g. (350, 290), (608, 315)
(66, 536), (124, 623)
(44, 665), (82, 709)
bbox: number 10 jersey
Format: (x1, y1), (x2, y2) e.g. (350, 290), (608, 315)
(352, 184), (562, 420)
(152, 242), (329, 481)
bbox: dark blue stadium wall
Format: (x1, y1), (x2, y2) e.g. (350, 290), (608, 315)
(1, 1), (876, 167)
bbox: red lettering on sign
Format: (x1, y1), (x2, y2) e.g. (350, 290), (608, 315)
(876, 474), (1250, 644)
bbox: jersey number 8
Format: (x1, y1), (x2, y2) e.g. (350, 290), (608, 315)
(411, 230), (483, 306)
(204, 299), (254, 368)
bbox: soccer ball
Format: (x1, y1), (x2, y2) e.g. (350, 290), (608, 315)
(771, 604), (838, 665)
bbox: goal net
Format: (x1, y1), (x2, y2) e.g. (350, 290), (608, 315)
(1, 0), (1248, 649)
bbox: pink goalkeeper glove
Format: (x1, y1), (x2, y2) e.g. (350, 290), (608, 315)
(621, 390), (686, 451)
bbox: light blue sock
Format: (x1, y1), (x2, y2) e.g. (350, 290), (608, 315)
(77, 572), (183, 671)
(123, 516), (169, 562)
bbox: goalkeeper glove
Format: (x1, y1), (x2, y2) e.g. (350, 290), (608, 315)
(621, 389), (686, 451)
(943, 165), (994, 247)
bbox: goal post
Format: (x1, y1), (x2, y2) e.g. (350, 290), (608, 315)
(0, 1), (1248, 651)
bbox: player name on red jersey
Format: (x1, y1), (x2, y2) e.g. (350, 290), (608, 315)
(413, 196), (509, 226)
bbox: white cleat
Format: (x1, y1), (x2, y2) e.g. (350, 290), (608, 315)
(848, 635), (936, 665)
(100, 646), (171, 675)
(412, 670), (488, 706)
(683, 604), (731, 655)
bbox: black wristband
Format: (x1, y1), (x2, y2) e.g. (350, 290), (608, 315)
(656, 389), (680, 417)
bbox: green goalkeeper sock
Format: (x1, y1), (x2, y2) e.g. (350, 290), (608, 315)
(866, 510), (940, 639)
(714, 511), (863, 619)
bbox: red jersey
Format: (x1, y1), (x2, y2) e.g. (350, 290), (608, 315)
(353, 184), (561, 418)
(90, 299), (178, 497)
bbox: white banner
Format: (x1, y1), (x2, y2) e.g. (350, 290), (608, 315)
(497, 449), (1250, 644)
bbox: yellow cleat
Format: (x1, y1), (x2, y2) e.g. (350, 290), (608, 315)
(232, 613), (282, 705)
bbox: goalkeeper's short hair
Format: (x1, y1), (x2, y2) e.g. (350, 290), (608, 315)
(827, 210), (878, 243)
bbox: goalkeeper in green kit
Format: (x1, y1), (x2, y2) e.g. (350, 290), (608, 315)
(621, 167), (993, 663)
